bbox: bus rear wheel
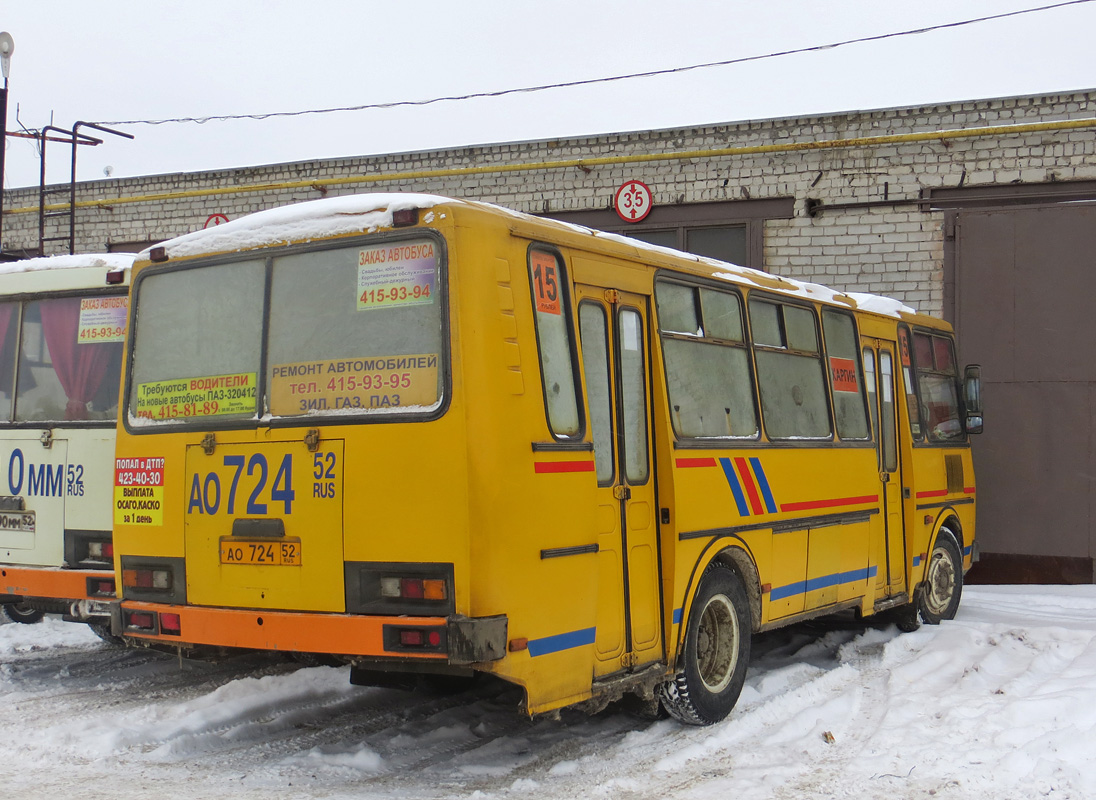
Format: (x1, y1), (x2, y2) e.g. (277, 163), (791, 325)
(3, 603), (45, 625)
(659, 563), (751, 726)
(919, 529), (963, 625)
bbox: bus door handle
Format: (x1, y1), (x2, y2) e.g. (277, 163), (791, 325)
(613, 485), (632, 501)
(879, 472), (890, 483)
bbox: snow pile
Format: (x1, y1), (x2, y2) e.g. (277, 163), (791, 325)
(3, 587), (1094, 798)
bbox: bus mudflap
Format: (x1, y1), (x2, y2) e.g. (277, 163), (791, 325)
(446, 614), (508, 665)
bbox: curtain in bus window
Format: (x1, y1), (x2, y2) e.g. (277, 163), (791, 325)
(35, 297), (117, 421)
(0, 303), (15, 419)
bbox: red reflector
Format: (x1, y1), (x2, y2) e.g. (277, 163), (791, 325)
(428, 630), (441, 647)
(129, 612), (154, 629)
(103, 543), (115, 558)
(135, 570), (153, 588)
(159, 613), (181, 634)
(400, 629), (425, 647)
(98, 581), (115, 595)
(401, 578), (425, 599)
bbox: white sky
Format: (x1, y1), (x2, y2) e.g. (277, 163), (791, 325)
(1, 0), (1094, 190)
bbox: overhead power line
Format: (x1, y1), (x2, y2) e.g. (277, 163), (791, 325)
(99, 0), (1095, 127)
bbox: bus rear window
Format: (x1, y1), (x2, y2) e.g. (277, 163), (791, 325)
(267, 241), (443, 416)
(128, 237), (446, 426)
(130, 259), (265, 423)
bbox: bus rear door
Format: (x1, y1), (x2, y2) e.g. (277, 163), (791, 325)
(576, 286), (662, 677)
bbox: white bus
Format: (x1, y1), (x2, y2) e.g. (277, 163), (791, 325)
(0, 253), (131, 638)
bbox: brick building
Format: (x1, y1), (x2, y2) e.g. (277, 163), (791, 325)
(2, 89), (1096, 581)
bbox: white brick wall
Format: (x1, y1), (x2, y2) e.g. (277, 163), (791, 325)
(2, 89), (1094, 319)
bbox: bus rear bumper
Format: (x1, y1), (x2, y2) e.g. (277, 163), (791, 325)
(112, 601), (507, 665)
(1, 565), (116, 608)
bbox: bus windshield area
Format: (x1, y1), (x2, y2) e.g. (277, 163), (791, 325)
(128, 238), (446, 425)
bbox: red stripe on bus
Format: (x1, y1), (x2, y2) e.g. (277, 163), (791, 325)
(675, 458), (717, 468)
(734, 457), (764, 516)
(915, 489), (948, 499)
(780, 495), (879, 512)
(964, 487), (977, 495)
(534, 460), (596, 474)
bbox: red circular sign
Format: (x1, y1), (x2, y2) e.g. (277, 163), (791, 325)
(615, 180), (653, 223)
(204, 213), (229, 229)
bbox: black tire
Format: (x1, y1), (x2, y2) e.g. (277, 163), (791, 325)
(659, 563), (751, 726)
(918, 529), (963, 625)
(88, 622), (124, 646)
(3, 603), (45, 625)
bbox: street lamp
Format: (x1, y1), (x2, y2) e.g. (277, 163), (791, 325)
(0, 31), (13, 255)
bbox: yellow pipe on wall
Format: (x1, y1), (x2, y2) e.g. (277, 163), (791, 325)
(7, 117), (1095, 216)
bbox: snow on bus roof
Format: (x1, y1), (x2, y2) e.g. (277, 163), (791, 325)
(0, 252), (134, 275)
(149, 192), (918, 319)
(148, 193), (449, 260)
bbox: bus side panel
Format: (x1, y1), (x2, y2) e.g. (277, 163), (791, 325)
(456, 229), (600, 712)
(668, 446), (882, 631)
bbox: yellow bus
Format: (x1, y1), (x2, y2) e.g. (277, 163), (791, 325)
(111, 195), (981, 724)
(0, 253), (131, 639)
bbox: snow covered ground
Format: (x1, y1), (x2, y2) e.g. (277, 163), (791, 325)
(2, 585), (1094, 800)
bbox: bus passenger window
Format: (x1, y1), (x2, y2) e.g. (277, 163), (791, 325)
(749, 299), (831, 440)
(0, 302), (17, 420)
(578, 304), (614, 483)
(528, 249), (582, 438)
(656, 282), (757, 439)
(619, 308), (649, 483)
(822, 310), (869, 440)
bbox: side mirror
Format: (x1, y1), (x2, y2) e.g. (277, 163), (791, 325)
(963, 364), (983, 434)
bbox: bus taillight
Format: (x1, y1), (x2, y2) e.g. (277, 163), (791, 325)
(159, 613), (182, 635)
(126, 611), (156, 632)
(122, 568), (172, 591)
(385, 624), (446, 653)
(380, 577), (447, 601)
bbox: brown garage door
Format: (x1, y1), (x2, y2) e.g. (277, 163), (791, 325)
(954, 204), (1096, 582)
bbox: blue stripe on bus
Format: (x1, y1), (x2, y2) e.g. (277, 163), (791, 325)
(770, 566), (879, 601)
(913, 555), (922, 567)
(718, 457), (751, 517)
(672, 607), (683, 625)
(527, 627), (597, 657)
(749, 457), (778, 514)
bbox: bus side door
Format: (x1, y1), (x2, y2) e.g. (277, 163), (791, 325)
(576, 286), (662, 677)
(862, 339), (908, 596)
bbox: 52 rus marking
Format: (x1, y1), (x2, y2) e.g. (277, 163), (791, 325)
(188, 451), (339, 515)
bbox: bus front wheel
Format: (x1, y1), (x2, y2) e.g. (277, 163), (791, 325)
(659, 564), (751, 726)
(919, 529), (963, 625)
